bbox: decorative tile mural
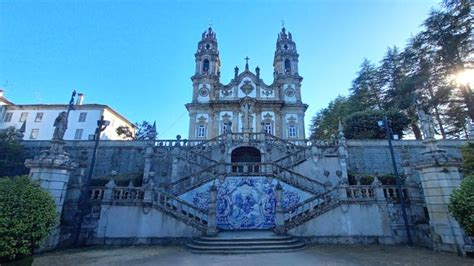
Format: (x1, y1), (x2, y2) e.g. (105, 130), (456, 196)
(179, 176), (312, 230)
(217, 177), (276, 229)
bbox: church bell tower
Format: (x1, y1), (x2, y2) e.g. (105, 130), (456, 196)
(191, 27), (221, 102)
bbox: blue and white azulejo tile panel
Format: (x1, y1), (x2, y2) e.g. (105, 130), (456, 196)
(179, 176), (312, 230)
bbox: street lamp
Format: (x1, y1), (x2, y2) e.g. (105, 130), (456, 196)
(378, 116), (413, 246)
(74, 115), (110, 246)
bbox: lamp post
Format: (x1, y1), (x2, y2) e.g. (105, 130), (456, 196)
(378, 116), (413, 246)
(74, 115), (110, 246)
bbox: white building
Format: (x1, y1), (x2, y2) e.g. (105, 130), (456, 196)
(0, 90), (135, 140)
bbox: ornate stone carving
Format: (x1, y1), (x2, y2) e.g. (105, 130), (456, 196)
(240, 80), (254, 95)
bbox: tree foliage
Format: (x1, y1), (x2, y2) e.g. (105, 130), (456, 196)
(0, 176), (57, 261)
(343, 109), (410, 140)
(0, 127), (28, 177)
(449, 141), (474, 236)
(310, 0), (473, 140)
(116, 121), (157, 141)
(448, 175), (474, 236)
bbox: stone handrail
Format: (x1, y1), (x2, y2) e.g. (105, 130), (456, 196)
(89, 186), (144, 202)
(112, 187), (144, 201)
(284, 192), (341, 230)
(89, 185), (208, 231)
(90, 187), (105, 201)
(166, 164), (220, 195)
(153, 189), (208, 231)
(382, 185), (408, 202)
(228, 162), (268, 175)
(273, 147), (311, 169)
(345, 185), (375, 200)
(272, 164), (324, 194)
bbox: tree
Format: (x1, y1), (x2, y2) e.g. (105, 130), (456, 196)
(0, 176), (57, 262)
(343, 109), (410, 139)
(310, 96), (360, 140)
(0, 127), (28, 177)
(116, 121), (156, 141)
(422, 0), (473, 120)
(350, 59), (384, 110)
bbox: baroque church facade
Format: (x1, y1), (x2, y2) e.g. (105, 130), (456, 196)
(22, 27), (470, 255)
(187, 27), (307, 140)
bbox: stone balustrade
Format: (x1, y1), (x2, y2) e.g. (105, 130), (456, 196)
(345, 186), (376, 200)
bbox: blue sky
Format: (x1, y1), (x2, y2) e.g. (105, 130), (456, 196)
(0, 0), (439, 139)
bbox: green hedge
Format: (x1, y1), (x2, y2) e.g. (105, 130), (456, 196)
(449, 175), (474, 236)
(0, 176), (57, 262)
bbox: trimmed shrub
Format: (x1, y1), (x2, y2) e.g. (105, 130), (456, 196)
(449, 175), (474, 236)
(0, 176), (57, 262)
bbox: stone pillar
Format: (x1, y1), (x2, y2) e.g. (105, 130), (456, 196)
(143, 179), (154, 204)
(206, 184), (218, 236)
(103, 179), (116, 202)
(274, 182), (286, 235)
(373, 174), (385, 202)
(415, 139), (465, 254)
(24, 141), (78, 249)
(142, 146), (154, 184)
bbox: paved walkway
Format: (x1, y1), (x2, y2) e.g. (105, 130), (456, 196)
(32, 245), (472, 266)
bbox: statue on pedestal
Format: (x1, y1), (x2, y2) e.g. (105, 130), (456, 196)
(52, 111), (68, 141)
(416, 105), (435, 140)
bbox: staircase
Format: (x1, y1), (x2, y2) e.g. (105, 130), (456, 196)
(186, 231), (306, 254)
(284, 189), (341, 231)
(152, 189), (208, 232)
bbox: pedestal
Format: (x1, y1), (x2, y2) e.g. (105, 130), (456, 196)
(24, 141), (78, 250)
(415, 139), (465, 254)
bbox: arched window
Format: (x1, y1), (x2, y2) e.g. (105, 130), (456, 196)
(203, 59), (210, 72)
(284, 59), (291, 73)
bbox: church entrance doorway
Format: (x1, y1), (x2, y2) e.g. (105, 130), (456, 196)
(231, 146), (261, 173)
(231, 146), (261, 163)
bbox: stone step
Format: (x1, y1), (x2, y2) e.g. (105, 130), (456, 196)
(187, 247), (307, 254)
(186, 231), (306, 254)
(192, 238), (300, 246)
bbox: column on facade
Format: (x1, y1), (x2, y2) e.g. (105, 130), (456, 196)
(232, 110), (239, 133)
(255, 110), (262, 133)
(275, 111), (283, 138)
(188, 112), (196, 139)
(297, 113), (305, 139)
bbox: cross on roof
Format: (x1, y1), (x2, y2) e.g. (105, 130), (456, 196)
(244, 56), (250, 70)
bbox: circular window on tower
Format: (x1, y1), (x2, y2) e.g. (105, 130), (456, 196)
(285, 86), (296, 97)
(198, 85), (210, 97)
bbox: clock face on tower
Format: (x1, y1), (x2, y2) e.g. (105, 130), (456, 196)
(198, 85), (210, 97)
(285, 86), (296, 97)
